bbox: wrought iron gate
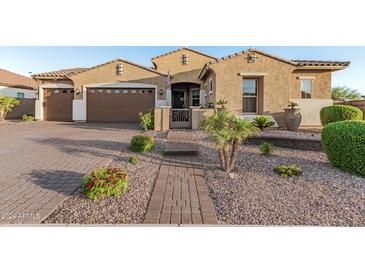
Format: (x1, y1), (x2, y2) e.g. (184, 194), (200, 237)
(170, 109), (191, 128)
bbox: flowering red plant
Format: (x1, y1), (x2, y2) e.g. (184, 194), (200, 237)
(83, 167), (128, 201)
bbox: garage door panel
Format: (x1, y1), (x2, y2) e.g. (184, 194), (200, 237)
(44, 90), (73, 122)
(87, 89), (155, 122)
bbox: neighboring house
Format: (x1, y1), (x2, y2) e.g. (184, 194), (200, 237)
(0, 68), (37, 119)
(32, 48), (349, 128)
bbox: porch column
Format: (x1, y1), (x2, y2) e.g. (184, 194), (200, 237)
(35, 86), (44, 120)
(200, 89), (206, 106)
(154, 106), (171, 131)
(72, 86), (87, 122)
(166, 89), (172, 106)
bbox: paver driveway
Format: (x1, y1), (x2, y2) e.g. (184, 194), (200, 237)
(0, 121), (142, 224)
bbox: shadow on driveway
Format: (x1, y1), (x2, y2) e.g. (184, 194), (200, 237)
(29, 170), (84, 196)
(56, 122), (143, 131)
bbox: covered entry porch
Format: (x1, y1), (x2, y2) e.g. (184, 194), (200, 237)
(170, 82), (201, 129)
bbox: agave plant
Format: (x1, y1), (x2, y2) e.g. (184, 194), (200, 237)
(251, 116), (275, 130)
(201, 110), (260, 172)
(0, 96), (20, 121)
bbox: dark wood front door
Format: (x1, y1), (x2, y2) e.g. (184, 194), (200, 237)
(172, 91), (185, 109)
(44, 89), (73, 121)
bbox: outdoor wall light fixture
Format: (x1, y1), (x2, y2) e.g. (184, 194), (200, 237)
(246, 53), (258, 63)
(159, 89), (163, 95)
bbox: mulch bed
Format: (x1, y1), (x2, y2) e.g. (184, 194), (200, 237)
(198, 135), (365, 226)
(44, 134), (164, 224)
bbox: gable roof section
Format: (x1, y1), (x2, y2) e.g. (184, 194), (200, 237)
(33, 58), (167, 80)
(0, 68), (37, 90)
(73, 58), (167, 77)
(199, 48), (350, 79)
(151, 47), (218, 61)
(32, 68), (88, 79)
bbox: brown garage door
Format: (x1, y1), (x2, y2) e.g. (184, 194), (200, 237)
(44, 89), (73, 121)
(87, 88), (155, 122)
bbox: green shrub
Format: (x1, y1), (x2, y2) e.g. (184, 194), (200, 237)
(274, 165), (302, 177)
(320, 105), (363, 126)
(321, 120), (365, 177)
(22, 114), (35, 122)
(139, 111), (154, 131)
(260, 142), (273, 156)
(129, 156), (140, 165)
(130, 135), (155, 153)
(83, 167), (128, 201)
(252, 116), (275, 130)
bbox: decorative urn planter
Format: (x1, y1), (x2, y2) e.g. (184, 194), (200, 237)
(284, 101), (302, 131)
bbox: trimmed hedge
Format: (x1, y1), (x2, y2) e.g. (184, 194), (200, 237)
(320, 105), (363, 126)
(321, 120), (365, 177)
(130, 135), (155, 153)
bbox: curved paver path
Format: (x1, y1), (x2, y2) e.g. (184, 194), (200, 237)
(0, 121), (141, 224)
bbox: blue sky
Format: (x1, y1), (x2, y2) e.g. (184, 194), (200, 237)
(0, 46), (364, 94)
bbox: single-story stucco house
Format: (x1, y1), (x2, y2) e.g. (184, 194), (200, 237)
(0, 68), (37, 119)
(32, 48), (349, 129)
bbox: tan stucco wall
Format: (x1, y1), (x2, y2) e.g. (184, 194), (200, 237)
(152, 49), (216, 75)
(292, 99), (333, 127)
(69, 60), (167, 100)
(201, 70), (216, 105)
(171, 69), (203, 85)
(208, 52), (333, 125)
(291, 70), (331, 99)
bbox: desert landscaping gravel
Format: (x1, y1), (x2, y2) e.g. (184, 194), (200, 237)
(198, 134), (365, 226)
(45, 134), (164, 224)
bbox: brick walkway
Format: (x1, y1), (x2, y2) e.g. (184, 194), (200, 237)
(144, 131), (217, 225)
(0, 122), (141, 224)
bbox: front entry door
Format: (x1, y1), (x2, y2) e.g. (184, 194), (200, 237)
(172, 91), (185, 108)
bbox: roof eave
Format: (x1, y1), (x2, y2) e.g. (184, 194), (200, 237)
(297, 65), (350, 71)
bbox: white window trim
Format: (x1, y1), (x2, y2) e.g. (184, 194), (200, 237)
(298, 76), (315, 80)
(300, 79), (313, 99)
(242, 79), (259, 114)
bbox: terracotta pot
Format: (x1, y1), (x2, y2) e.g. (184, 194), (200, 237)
(284, 108), (302, 131)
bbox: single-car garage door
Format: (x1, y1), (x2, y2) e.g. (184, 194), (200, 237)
(87, 88), (155, 122)
(44, 89), (73, 121)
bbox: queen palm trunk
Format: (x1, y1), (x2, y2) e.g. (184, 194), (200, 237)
(218, 148), (226, 170)
(0, 110), (5, 121)
(223, 146), (230, 172)
(227, 139), (240, 173)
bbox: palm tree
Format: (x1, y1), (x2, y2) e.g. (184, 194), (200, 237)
(0, 96), (20, 121)
(201, 110), (260, 172)
(226, 118), (260, 172)
(331, 86), (362, 101)
(200, 110), (233, 170)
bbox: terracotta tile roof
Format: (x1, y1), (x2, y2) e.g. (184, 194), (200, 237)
(199, 48), (350, 79)
(32, 68), (88, 79)
(32, 58), (167, 80)
(291, 60), (350, 66)
(151, 47), (218, 61)
(0, 68), (37, 90)
(80, 58), (167, 76)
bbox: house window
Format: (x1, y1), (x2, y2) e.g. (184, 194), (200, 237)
(301, 79), (313, 99)
(242, 79), (258, 113)
(16, 92), (24, 98)
(182, 54), (189, 65)
(192, 89), (200, 106)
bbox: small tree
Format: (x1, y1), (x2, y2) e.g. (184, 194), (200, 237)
(331, 86), (362, 101)
(201, 110), (260, 172)
(0, 96), (20, 121)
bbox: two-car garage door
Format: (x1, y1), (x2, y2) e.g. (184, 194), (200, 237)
(86, 88), (155, 122)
